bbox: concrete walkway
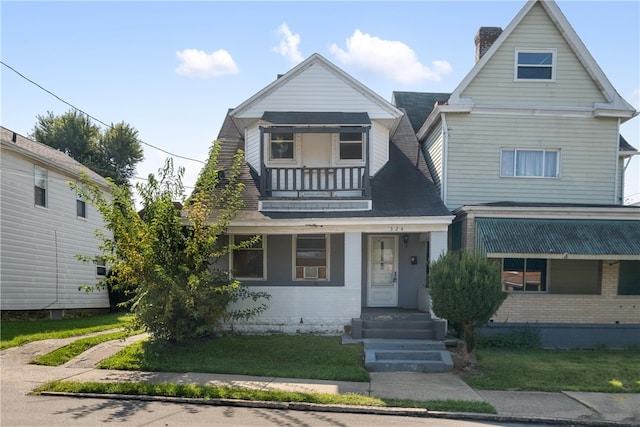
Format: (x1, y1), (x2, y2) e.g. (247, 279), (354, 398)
(1, 332), (638, 426)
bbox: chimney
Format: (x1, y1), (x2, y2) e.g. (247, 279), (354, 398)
(475, 27), (502, 62)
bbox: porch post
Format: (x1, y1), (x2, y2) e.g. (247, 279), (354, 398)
(429, 230), (448, 263)
(344, 231), (362, 313)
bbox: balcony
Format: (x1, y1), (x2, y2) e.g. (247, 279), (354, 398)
(263, 166), (368, 198)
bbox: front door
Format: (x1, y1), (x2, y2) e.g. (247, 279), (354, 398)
(367, 235), (398, 307)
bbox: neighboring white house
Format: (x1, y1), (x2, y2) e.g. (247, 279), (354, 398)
(1, 127), (111, 315)
(205, 54), (453, 335)
(395, 0), (640, 347)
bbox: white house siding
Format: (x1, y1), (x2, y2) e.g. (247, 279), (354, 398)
(1, 152), (109, 310)
(444, 113), (619, 208)
(462, 2), (606, 108)
(370, 121), (389, 175)
(237, 62), (396, 120)
(225, 232), (362, 334)
(423, 121), (444, 194)
(245, 125), (260, 172)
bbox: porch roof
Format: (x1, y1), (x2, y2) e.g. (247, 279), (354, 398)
(476, 218), (640, 260)
(261, 111), (370, 126)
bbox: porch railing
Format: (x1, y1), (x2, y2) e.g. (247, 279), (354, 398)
(263, 166), (369, 197)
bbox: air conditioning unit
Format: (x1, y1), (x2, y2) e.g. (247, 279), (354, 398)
(303, 266), (319, 279)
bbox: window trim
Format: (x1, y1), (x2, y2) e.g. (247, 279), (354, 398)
(500, 148), (560, 178)
(34, 165), (48, 208)
(293, 233), (330, 281)
(334, 132), (365, 166)
(76, 191), (87, 219)
(268, 131), (300, 165)
(230, 234), (266, 281)
(514, 49), (556, 81)
(96, 258), (107, 278)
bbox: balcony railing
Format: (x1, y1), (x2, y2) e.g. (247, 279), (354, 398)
(263, 166), (369, 198)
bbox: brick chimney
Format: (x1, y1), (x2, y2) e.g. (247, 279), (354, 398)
(475, 27), (503, 62)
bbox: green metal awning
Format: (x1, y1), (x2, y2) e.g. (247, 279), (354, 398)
(476, 218), (640, 260)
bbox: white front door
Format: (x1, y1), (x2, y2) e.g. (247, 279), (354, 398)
(367, 235), (398, 307)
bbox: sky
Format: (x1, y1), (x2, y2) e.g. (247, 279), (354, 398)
(2, 0), (639, 204)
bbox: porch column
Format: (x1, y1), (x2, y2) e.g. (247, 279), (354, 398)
(429, 230), (448, 263)
(344, 231), (362, 310)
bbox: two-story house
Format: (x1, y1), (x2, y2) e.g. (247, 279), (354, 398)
(1, 127), (111, 317)
(395, 0), (640, 347)
(207, 54), (453, 335)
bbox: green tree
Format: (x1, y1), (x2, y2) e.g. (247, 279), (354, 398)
(75, 141), (269, 344)
(429, 251), (507, 366)
(32, 110), (143, 185)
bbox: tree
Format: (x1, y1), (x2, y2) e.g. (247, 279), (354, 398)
(32, 110), (143, 185)
(75, 141), (269, 343)
(429, 251), (507, 366)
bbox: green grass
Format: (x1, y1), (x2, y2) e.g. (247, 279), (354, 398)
(34, 381), (496, 414)
(99, 335), (370, 382)
(462, 348), (640, 392)
(1, 313), (133, 350)
(31, 330), (140, 366)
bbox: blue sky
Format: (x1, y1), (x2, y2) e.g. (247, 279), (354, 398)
(2, 1), (639, 203)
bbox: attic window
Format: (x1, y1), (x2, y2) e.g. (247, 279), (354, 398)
(515, 49), (555, 80)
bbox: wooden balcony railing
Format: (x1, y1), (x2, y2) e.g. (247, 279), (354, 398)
(263, 166), (369, 198)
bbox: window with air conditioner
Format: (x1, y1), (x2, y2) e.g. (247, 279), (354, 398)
(295, 234), (328, 280)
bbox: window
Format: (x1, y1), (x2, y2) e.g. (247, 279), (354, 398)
(77, 193), (87, 218)
(501, 149), (559, 178)
(232, 235), (265, 279)
(516, 50), (555, 80)
(270, 132), (294, 160)
(618, 260), (640, 295)
(338, 132), (363, 161)
(34, 166), (47, 207)
(503, 258), (547, 292)
(295, 234), (328, 280)
(96, 258), (107, 277)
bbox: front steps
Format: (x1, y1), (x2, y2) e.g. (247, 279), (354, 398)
(346, 309), (453, 373)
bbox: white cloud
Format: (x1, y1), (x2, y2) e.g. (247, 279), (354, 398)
(175, 48), (239, 78)
(272, 23), (304, 64)
(329, 29), (451, 85)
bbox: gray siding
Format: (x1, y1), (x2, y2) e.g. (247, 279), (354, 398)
(1, 152), (110, 310)
(444, 114), (619, 208)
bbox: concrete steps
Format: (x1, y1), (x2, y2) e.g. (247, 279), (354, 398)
(364, 339), (453, 373)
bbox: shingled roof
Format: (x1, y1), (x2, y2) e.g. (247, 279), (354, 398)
(209, 111), (451, 221)
(392, 92), (450, 134)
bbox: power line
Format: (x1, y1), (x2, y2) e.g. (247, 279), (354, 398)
(1, 60), (205, 164)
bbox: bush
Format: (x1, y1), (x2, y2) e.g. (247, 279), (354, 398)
(478, 327), (541, 349)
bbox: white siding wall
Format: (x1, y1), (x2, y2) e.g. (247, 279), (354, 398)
(444, 114), (619, 208)
(424, 121), (444, 194)
(462, 2), (606, 107)
(238, 62), (395, 119)
(245, 126), (260, 172)
(225, 232), (362, 334)
(370, 121), (389, 175)
(1, 152), (110, 310)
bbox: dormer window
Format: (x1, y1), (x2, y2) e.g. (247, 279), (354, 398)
(515, 49), (556, 80)
(270, 132), (294, 160)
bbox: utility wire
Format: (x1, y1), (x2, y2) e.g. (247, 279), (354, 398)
(1, 60), (205, 164)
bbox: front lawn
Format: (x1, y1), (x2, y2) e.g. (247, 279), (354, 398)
(99, 334), (370, 382)
(463, 348), (640, 392)
(1, 313), (133, 350)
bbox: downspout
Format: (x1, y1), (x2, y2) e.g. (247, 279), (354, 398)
(441, 114), (449, 206)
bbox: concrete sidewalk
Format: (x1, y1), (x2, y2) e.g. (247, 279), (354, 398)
(2, 334), (639, 426)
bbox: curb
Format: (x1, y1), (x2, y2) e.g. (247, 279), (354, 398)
(39, 391), (636, 427)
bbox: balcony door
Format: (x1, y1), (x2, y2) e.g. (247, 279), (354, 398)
(367, 235), (398, 307)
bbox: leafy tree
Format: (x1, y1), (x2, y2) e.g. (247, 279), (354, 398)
(429, 251), (507, 366)
(75, 141), (269, 344)
(32, 110), (143, 185)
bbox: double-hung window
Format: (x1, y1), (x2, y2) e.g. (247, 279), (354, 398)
(295, 234), (328, 280)
(501, 149), (559, 178)
(34, 166), (48, 207)
(270, 132), (294, 160)
(515, 49), (555, 80)
(231, 235), (265, 279)
(96, 258), (107, 277)
(503, 258), (547, 292)
(77, 192), (87, 218)
(338, 132), (363, 161)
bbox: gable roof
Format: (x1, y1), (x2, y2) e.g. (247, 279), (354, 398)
(392, 92), (450, 134)
(0, 126), (109, 188)
(230, 53), (403, 133)
(450, 0), (636, 115)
